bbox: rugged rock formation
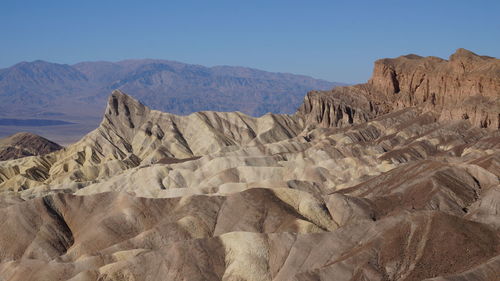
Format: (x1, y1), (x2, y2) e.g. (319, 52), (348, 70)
(0, 49), (499, 280)
(0, 90), (303, 193)
(301, 49), (500, 130)
(369, 48), (500, 129)
(0, 132), (62, 161)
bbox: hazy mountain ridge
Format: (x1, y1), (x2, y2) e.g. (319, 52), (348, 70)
(0, 59), (341, 119)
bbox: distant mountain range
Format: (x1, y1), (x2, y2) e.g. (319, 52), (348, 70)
(0, 59), (343, 120)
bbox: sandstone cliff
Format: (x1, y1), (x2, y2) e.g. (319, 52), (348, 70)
(298, 85), (377, 129)
(300, 49), (500, 130)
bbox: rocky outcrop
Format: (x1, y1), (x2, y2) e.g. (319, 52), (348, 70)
(99, 90), (304, 160)
(369, 48), (500, 129)
(0, 132), (62, 161)
(298, 85), (378, 129)
(301, 49), (500, 130)
(0, 90), (304, 192)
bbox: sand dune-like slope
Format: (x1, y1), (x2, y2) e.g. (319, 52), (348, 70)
(0, 49), (499, 281)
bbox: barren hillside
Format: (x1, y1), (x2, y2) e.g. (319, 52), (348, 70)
(0, 49), (498, 281)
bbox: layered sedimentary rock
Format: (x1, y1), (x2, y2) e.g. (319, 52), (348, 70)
(0, 90), (303, 195)
(0, 132), (62, 161)
(301, 49), (500, 130)
(298, 85), (377, 129)
(0, 49), (499, 281)
(369, 49), (499, 129)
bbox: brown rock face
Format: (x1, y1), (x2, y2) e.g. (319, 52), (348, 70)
(301, 49), (500, 130)
(369, 48), (500, 129)
(298, 85), (377, 129)
(0, 132), (62, 161)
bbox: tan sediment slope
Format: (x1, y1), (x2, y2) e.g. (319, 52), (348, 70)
(0, 91), (303, 194)
(0, 49), (499, 281)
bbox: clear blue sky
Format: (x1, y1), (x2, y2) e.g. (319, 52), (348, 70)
(1, 0), (499, 83)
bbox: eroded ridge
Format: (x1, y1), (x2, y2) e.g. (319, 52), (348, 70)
(0, 49), (499, 281)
